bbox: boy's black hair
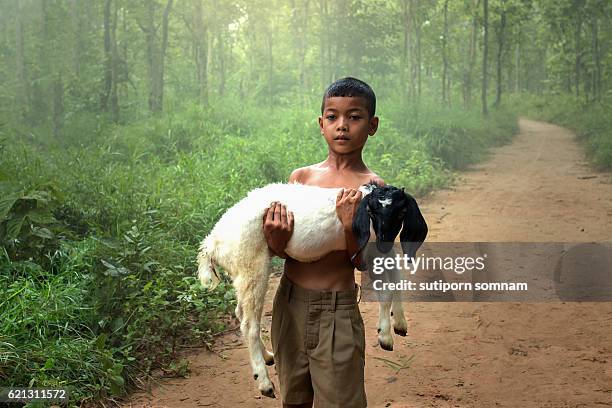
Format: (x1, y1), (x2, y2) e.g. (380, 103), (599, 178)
(321, 77), (376, 118)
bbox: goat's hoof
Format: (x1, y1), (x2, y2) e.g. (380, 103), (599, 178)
(379, 340), (393, 351)
(394, 327), (407, 337)
(264, 351), (275, 366)
(254, 374), (258, 380)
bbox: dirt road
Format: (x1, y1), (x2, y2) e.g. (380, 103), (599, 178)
(121, 119), (612, 407)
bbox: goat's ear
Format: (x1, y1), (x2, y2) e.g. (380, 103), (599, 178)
(352, 195), (371, 253)
(400, 193), (428, 262)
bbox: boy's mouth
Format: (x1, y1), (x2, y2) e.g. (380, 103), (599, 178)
(334, 135), (350, 141)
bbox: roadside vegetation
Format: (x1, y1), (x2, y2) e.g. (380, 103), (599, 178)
(0, 98), (518, 404)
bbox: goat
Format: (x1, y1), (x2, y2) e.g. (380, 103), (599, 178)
(197, 182), (427, 398)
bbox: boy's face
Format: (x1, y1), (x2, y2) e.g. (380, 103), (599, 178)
(319, 96), (379, 155)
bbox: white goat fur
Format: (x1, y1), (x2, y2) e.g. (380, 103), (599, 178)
(197, 182), (407, 397)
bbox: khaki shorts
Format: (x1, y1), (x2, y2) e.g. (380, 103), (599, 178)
(271, 274), (367, 407)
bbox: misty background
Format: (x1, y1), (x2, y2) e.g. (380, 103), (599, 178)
(0, 0), (611, 404)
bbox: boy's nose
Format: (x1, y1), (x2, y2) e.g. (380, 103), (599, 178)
(336, 119), (348, 131)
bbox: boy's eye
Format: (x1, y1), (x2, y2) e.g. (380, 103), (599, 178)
(326, 115), (336, 120)
(350, 115), (361, 120)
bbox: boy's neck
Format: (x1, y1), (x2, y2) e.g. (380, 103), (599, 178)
(323, 151), (367, 172)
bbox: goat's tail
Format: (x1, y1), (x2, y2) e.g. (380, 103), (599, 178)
(197, 236), (221, 290)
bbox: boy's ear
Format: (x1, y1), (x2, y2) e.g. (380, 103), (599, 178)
(399, 193), (428, 262)
(368, 116), (379, 136)
(352, 196), (372, 253)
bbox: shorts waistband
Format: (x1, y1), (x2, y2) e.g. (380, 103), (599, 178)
(278, 273), (359, 308)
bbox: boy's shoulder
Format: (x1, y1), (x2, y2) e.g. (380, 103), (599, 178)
(288, 166), (311, 184)
(289, 163), (384, 187)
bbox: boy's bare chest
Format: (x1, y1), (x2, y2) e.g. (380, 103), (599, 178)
(302, 170), (371, 189)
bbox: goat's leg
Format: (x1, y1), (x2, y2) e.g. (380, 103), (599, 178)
(391, 296), (408, 336)
(235, 293), (274, 365)
(259, 338), (274, 366)
(235, 304), (243, 321)
(377, 301), (394, 351)
(234, 255), (275, 398)
(370, 267), (395, 351)
(389, 263), (408, 336)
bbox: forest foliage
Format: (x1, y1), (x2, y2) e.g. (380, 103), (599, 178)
(0, 0), (610, 404)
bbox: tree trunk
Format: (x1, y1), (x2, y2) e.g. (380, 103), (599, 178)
(219, 35), (227, 97)
(142, 0), (173, 114)
(319, 0), (328, 90)
(32, 0), (50, 124)
(52, 73), (64, 137)
(514, 38), (520, 93)
(102, 0), (112, 112)
(482, 0), (489, 115)
(574, 10), (582, 98)
(493, 0), (506, 108)
(122, 5), (130, 101)
(442, 0), (449, 105)
(291, 0), (310, 105)
(193, 0), (208, 106)
(110, 0), (119, 122)
(157, 0), (173, 112)
(401, 0), (409, 104)
(464, 0), (479, 109)
(265, 28), (273, 104)
(15, 0), (29, 121)
(71, 0), (83, 81)
(408, 0), (417, 102)
(415, 0), (422, 99)
(591, 15), (601, 102)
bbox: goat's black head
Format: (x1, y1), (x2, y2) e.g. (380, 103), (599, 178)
(352, 183), (428, 269)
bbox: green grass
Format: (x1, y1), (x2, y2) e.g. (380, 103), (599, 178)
(0, 97), (518, 405)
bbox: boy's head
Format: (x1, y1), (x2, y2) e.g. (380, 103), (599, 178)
(319, 77), (379, 155)
(320, 77), (376, 119)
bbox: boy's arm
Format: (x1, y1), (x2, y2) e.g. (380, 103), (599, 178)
(336, 188), (365, 269)
(262, 169), (301, 258)
(262, 203), (293, 258)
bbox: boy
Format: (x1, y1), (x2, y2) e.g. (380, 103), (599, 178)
(262, 77), (383, 408)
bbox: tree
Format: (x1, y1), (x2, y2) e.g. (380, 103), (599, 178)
(137, 0), (174, 114)
(482, 0), (489, 115)
(493, 0), (507, 107)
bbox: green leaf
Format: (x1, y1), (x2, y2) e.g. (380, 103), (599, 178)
(94, 333), (107, 350)
(26, 208), (55, 224)
(0, 195), (17, 220)
(5, 216), (25, 240)
(31, 227), (54, 239)
(43, 357), (55, 370)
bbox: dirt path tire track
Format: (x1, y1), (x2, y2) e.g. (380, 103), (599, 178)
(121, 119), (612, 408)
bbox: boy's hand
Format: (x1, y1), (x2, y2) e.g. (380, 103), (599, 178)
(336, 188), (363, 233)
(262, 202), (294, 258)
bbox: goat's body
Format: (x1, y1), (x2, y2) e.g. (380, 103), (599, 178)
(197, 182), (419, 397)
(199, 184), (347, 285)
